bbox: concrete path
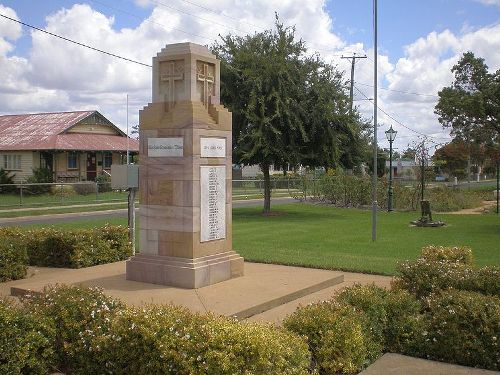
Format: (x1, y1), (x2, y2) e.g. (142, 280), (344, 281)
(360, 353), (499, 375)
(0, 197), (296, 226)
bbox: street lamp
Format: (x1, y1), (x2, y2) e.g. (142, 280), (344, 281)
(385, 125), (397, 211)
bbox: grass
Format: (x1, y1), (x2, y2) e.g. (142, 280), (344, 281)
(18, 203), (500, 276)
(0, 203), (128, 218)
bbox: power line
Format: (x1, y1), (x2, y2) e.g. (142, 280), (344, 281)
(356, 82), (439, 98)
(0, 13), (152, 68)
(353, 85), (450, 140)
(90, 0), (214, 41)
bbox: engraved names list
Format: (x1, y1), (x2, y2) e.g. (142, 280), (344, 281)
(200, 166), (226, 242)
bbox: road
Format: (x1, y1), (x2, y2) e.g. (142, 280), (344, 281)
(0, 197), (297, 227)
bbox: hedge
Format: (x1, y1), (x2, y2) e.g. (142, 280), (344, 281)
(0, 225), (132, 274)
(0, 234), (27, 282)
(421, 289), (500, 370)
(284, 300), (379, 374)
(18, 285), (311, 375)
(0, 298), (55, 375)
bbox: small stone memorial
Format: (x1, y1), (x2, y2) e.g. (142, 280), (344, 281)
(126, 43), (244, 288)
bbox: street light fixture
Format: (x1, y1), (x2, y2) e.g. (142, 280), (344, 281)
(385, 125), (397, 211)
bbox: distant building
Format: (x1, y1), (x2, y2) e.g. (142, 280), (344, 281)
(0, 110), (138, 182)
(386, 158), (434, 180)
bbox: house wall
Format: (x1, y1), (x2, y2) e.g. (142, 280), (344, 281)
(67, 123), (117, 135)
(0, 150), (35, 183)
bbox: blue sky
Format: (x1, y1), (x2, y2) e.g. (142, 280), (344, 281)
(0, 0), (498, 149)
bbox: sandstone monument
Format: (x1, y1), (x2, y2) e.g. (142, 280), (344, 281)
(126, 43), (244, 288)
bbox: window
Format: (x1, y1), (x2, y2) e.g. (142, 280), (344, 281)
(67, 152), (78, 169)
(3, 154), (21, 170)
(104, 152), (113, 169)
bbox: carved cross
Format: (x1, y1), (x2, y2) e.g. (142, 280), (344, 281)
(160, 62), (183, 107)
(197, 63), (214, 107)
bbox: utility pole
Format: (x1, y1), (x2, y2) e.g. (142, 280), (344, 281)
(341, 53), (367, 112)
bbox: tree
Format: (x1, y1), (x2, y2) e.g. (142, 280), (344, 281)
(435, 52), (500, 181)
(401, 147), (416, 160)
(214, 17), (362, 212)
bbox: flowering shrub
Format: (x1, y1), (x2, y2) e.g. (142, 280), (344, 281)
(336, 284), (424, 356)
(393, 257), (500, 299)
(420, 245), (473, 265)
(22, 284), (124, 374)
(0, 298), (55, 375)
(93, 304), (311, 375)
(284, 300), (378, 374)
(0, 225), (132, 269)
(421, 290), (500, 371)
(0, 233), (27, 281)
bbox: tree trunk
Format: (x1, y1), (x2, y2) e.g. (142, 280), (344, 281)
(261, 163), (271, 213)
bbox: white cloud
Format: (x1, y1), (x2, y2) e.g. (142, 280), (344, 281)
(474, 0), (500, 6)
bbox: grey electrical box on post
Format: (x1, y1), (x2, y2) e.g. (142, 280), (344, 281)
(111, 164), (139, 189)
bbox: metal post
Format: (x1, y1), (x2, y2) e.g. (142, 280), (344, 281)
(388, 138), (394, 211)
(496, 161), (499, 215)
(128, 187), (137, 255)
(371, 0), (378, 241)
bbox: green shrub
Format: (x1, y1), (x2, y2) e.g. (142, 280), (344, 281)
(73, 181), (97, 195)
(25, 167), (53, 195)
(0, 232), (28, 281)
(0, 167), (16, 193)
(284, 300), (378, 374)
(0, 225), (132, 269)
(0, 298), (55, 375)
(94, 304), (311, 375)
(336, 284), (425, 356)
(421, 290), (500, 370)
(420, 245), (474, 265)
(23, 285), (123, 374)
(393, 258), (500, 298)
(96, 174), (112, 192)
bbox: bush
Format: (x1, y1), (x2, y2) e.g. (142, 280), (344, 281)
(73, 181), (97, 195)
(0, 228), (28, 281)
(50, 184), (76, 197)
(25, 167), (53, 195)
(96, 174), (112, 193)
(0, 167), (16, 193)
(22, 285), (124, 374)
(93, 304), (311, 375)
(393, 258), (500, 299)
(420, 245), (473, 265)
(336, 284), (425, 356)
(0, 298), (55, 375)
(421, 290), (500, 370)
(284, 300), (378, 374)
(0, 225), (132, 269)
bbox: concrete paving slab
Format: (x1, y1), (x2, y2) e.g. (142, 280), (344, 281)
(360, 353), (499, 375)
(4, 261), (344, 319)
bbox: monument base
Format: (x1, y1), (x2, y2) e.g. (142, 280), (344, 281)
(126, 251), (244, 289)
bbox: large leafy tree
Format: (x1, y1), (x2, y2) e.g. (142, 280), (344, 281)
(435, 52), (500, 180)
(214, 18), (364, 212)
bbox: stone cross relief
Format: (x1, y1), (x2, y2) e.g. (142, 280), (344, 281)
(160, 61), (183, 110)
(197, 62), (215, 107)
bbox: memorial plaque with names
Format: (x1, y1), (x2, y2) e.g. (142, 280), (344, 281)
(200, 166), (226, 242)
(148, 137), (184, 157)
(200, 137), (226, 158)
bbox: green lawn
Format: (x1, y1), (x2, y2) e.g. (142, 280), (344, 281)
(21, 203), (500, 275)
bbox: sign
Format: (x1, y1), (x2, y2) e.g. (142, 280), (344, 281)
(200, 166), (226, 242)
(200, 137), (226, 158)
(148, 137), (183, 157)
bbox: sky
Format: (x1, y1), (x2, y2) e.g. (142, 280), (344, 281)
(0, 0), (499, 152)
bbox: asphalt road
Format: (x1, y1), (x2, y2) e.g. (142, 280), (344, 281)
(0, 197), (297, 227)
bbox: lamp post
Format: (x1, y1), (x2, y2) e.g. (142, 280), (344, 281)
(385, 125), (397, 211)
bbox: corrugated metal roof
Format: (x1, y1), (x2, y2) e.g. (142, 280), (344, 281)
(0, 111), (138, 152)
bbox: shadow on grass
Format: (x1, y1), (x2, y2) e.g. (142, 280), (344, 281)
(233, 205), (349, 221)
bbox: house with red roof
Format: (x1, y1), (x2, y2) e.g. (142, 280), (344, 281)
(0, 110), (139, 182)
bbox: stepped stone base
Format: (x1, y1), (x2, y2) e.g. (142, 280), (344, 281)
(126, 251), (244, 289)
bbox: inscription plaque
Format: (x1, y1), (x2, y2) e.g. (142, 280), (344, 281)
(200, 166), (226, 242)
(148, 137), (183, 157)
(201, 137), (226, 158)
